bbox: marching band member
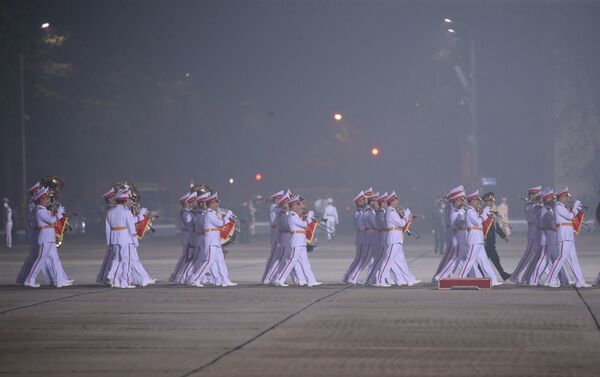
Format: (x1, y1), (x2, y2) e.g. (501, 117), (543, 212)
(16, 182), (44, 285)
(96, 187), (117, 285)
(432, 186), (464, 281)
(544, 187), (590, 288)
(170, 192), (196, 283)
(106, 189), (139, 288)
(366, 192), (398, 285)
(381, 191), (420, 287)
(521, 190), (546, 285)
(185, 192), (215, 285)
(264, 191), (293, 284)
(433, 187), (467, 281)
(363, 193), (382, 284)
(21, 188), (72, 288)
(343, 190), (368, 284)
(189, 192), (236, 287)
(262, 190), (285, 284)
(532, 189), (568, 287)
(127, 202), (156, 287)
(509, 186), (542, 284)
(273, 195), (320, 287)
(458, 191), (501, 286)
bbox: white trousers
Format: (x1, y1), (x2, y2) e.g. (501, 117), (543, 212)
(325, 219), (336, 240)
(24, 242), (69, 286)
(459, 243), (498, 283)
(262, 242), (280, 283)
(170, 244), (193, 282)
(5, 221), (12, 247)
(188, 245), (231, 286)
(434, 243), (460, 281)
(96, 245), (114, 284)
(545, 240), (586, 286)
(512, 238), (537, 283)
(344, 244), (373, 284)
(276, 246), (316, 285)
(390, 243), (417, 284)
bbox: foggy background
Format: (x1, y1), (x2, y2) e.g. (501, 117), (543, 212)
(1, 0), (599, 230)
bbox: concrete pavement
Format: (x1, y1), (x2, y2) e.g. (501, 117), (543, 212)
(1, 233), (599, 376)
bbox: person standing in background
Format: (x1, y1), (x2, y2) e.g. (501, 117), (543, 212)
(497, 197), (511, 238)
(3, 198), (13, 248)
(323, 198), (339, 240)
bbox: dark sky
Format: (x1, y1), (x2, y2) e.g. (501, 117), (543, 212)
(2, 0), (600, 218)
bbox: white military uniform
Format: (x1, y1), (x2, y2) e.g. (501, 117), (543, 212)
(275, 208), (318, 286)
(381, 205), (417, 286)
(170, 196), (195, 283)
(535, 200), (568, 286)
(189, 199), (235, 287)
(96, 200), (116, 284)
(363, 203), (382, 283)
(323, 200), (339, 240)
(458, 205), (499, 284)
(510, 187), (542, 283)
(4, 201), (12, 248)
(23, 199), (71, 287)
(545, 197), (588, 287)
(262, 201), (283, 283)
(522, 201), (544, 284)
(343, 205), (368, 284)
(434, 203), (467, 280)
(106, 202), (139, 288)
(186, 202), (222, 285)
(16, 196), (44, 284)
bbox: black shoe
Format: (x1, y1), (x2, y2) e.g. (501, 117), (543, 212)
(501, 272), (512, 281)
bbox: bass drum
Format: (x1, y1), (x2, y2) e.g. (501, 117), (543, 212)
(217, 208), (240, 248)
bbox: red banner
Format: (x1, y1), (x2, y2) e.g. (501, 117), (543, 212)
(220, 219), (236, 243)
(55, 216), (68, 245)
(482, 216), (494, 239)
(572, 211), (585, 235)
(306, 220), (318, 245)
(135, 215), (152, 239)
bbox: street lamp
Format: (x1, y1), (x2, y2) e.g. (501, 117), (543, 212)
(444, 19), (478, 187)
(20, 22), (52, 213)
(333, 113), (343, 121)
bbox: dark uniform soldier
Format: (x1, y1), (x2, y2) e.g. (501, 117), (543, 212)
(482, 192), (511, 281)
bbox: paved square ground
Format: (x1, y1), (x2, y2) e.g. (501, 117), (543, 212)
(1, 232), (599, 376)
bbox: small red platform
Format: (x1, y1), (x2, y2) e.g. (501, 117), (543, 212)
(438, 277), (492, 290)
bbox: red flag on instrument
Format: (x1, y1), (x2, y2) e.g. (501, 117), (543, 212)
(220, 219), (236, 243)
(483, 216), (494, 239)
(54, 215), (68, 243)
(306, 220), (318, 245)
(572, 211), (585, 235)
(136, 215), (152, 239)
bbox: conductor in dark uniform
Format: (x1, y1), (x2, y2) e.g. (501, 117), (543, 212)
(482, 192), (511, 281)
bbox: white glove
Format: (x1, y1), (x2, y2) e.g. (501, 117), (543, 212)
(573, 200), (581, 210)
(139, 208), (148, 217)
(307, 210), (315, 222)
(404, 208), (411, 219)
(56, 206), (65, 218)
(132, 236), (139, 247)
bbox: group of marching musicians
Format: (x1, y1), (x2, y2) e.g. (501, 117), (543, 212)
(343, 188), (421, 287)
(433, 185), (594, 288)
(13, 177), (599, 288)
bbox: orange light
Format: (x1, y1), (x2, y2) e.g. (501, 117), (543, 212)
(333, 113), (343, 121)
(371, 147), (380, 156)
(255, 173), (263, 181)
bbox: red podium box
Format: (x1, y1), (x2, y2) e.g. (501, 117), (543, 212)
(438, 277), (492, 290)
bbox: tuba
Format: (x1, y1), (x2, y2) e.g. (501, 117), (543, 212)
(40, 175), (69, 247)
